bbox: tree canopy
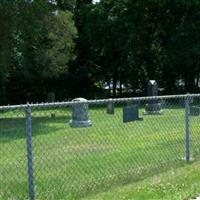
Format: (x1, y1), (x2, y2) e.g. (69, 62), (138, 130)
(0, 0), (200, 104)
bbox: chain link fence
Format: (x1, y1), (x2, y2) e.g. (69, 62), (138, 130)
(0, 94), (200, 199)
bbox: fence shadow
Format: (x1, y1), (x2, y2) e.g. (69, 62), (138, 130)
(0, 115), (71, 143)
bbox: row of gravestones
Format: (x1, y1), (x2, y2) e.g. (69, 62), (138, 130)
(47, 80), (200, 128)
(69, 98), (163, 128)
(70, 80), (163, 128)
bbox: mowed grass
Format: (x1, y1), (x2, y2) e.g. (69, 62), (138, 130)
(0, 104), (200, 199)
(84, 160), (200, 200)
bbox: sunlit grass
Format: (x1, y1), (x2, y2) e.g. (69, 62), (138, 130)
(0, 105), (200, 199)
(84, 160), (200, 200)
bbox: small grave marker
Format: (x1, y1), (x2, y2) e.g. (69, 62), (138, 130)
(123, 105), (143, 123)
(190, 106), (200, 116)
(107, 99), (114, 114)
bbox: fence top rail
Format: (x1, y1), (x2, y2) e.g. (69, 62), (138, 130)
(0, 93), (200, 111)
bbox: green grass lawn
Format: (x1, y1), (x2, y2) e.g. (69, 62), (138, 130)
(0, 104), (200, 199)
(84, 160), (200, 200)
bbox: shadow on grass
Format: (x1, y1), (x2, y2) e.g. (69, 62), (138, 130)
(73, 161), (189, 199)
(0, 115), (71, 143)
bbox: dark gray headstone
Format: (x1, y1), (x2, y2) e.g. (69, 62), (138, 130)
(148, 80), (158, 96)
(70, 98), (92, 128)
(123, 105), (143, 123)
(107, 100), (114, 114)
(190, 106), (200, 116)
(144, 80), (163, 115)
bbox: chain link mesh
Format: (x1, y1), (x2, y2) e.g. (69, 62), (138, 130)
(1, 95), (200, 199)
(0, 108), (28, 199)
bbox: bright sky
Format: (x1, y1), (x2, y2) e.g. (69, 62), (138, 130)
(93, 0), (100, 3)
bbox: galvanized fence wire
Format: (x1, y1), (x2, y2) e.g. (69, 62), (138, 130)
(0, 94), (200, 199)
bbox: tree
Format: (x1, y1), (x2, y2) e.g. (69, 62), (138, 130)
(75, 0), (200, 96)
(0, 1), (19, 103)
(0, 0), (77, 104)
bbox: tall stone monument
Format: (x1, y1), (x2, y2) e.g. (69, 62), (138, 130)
(144, 80), (163, 114)
(70, 98), (92, 128)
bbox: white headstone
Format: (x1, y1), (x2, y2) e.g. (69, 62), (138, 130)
(70, 98), (92, 128)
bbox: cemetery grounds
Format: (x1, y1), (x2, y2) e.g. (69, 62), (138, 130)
(1, 96), (200, 199)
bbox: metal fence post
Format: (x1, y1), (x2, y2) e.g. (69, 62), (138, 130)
(185, 96), (190, 162)
(25, 105), (35, 200)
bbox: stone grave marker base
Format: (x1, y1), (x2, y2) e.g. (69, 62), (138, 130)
(190, 106), (200, 116)
(70, 120), (92, 128)
(144, 103), (164, 115)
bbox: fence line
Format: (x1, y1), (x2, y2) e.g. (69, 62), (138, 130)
(185, 96), (190, 162)
(1, 94), (200, 199)
(1, 93), (200, 111)
(25, 106), (35, 200)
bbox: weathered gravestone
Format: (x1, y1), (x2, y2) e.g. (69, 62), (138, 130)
(190, 106), (200, 116)
(107, 99), (114, 114)
(70, 98), (92, 128)
(144, 80), (163, 115)
(123, 104), (143, 123)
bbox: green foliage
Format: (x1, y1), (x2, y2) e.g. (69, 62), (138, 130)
(76, 0), (200, 96)
(1, 0), (200, 103)
(16, 0), (77, 80)
(0, 0), (77, 104)
(33, 10), (77, 78)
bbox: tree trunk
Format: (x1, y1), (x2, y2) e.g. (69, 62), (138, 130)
(108, 79), (112, 97)
(0, 80), (7, 105)
(195, 74), (199, 91)
(112, 78), (117, 98)
(185, 73), (195, 93)
(119, 80), (122, 97)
